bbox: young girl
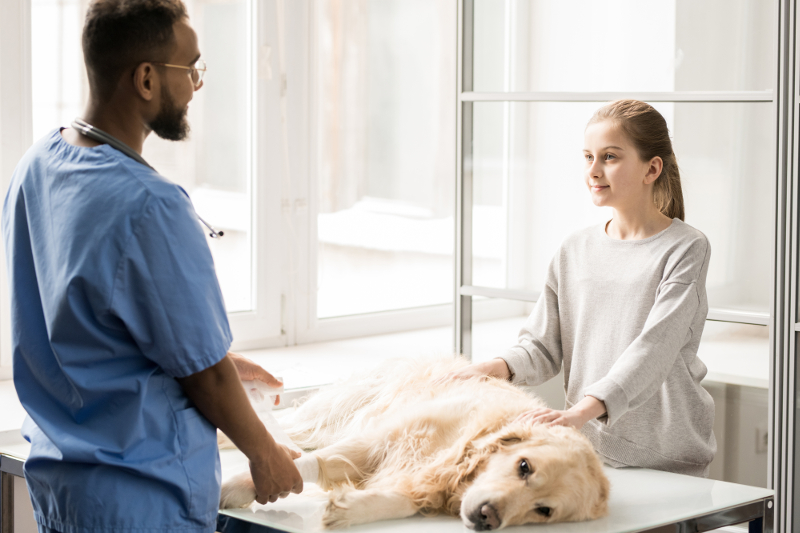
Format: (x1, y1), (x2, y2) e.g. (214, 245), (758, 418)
(452, 99), (715, 477)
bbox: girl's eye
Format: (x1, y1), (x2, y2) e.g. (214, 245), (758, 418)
(604, 153), (615, 160)
(585, 154), (593, 162)
(519, 459), (532, 477)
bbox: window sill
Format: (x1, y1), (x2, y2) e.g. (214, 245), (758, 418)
(0, 380), (27, 432)
(0, 316), (770, 432)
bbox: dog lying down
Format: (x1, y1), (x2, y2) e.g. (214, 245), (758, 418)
(219, 356), (609, 530)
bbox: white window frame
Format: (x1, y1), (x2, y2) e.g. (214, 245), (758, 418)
(224, 0), (285, 350)
(0, 0), (32, 378)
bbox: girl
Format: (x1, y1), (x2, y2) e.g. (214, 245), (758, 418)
(452, 100), (715, 477)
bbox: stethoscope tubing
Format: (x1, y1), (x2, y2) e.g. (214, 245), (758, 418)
(71, 119), (224, 239)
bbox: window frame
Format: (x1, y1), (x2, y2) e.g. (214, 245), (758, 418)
(0, 0), (33, 376)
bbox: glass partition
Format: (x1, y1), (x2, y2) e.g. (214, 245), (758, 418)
(472, 0), (774, 93)
(471, 101), (775, 317)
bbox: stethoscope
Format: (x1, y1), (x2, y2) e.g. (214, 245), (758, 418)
(71, 118), (224, 239)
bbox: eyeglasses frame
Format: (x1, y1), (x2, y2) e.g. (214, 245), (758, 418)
(151, 59), (207, 88)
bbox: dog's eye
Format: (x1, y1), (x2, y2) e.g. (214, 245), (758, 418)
(535, 506), (552, 517)
(519, 459), (531, 477)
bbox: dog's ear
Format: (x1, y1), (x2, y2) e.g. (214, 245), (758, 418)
(587, 453), (610, 518)
(410, 435), (496, 516)
(490, 423), (536, 447)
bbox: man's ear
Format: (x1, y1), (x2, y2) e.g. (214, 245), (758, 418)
(644, 156), (663, 185)
(132, 63), (157, 101)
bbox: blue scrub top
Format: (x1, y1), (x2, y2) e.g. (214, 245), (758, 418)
(2, 129), (233, 533)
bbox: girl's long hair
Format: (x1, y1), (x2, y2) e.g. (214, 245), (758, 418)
(588, 100), (685, 221)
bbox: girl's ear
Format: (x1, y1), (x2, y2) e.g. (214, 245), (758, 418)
(644, 156), (663, 185)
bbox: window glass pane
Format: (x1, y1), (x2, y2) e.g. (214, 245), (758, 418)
(702, 322), (768, 487)
(316, 0), (456, 318)
(472, 101), (775, 316)
(473, 0), (774, 93)
(30, 0), (253, 313)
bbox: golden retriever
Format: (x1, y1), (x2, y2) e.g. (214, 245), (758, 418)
(219, 356), (609, 530)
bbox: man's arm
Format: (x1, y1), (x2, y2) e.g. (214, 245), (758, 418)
(177, 354), (303, 503)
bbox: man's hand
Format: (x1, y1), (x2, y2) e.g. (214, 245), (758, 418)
(177, 356), (304, 501)
(250, 441), (303, 504)
(435, 358), (512, 384)
(228, 351), (283, 406)
(514, 396), (606, 430)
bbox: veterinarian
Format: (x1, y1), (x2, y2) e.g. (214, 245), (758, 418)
(450, 100), (715, 477)
(2, 1), (303, 532)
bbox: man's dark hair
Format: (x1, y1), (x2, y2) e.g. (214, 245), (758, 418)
(82, 0), (188, 101)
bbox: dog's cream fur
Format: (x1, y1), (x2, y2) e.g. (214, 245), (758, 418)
(220, 356), (609, 530)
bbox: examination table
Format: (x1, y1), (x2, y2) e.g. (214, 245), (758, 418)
(0, 429), (775, 533)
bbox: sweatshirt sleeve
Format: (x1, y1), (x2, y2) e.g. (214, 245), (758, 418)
(500, 250), (563, 386)
(584, 236), (711, 426)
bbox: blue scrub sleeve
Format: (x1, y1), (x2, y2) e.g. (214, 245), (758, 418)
(109, 190), (232, 378)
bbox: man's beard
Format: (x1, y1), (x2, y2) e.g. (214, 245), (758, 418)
(149, 84), (190, 141)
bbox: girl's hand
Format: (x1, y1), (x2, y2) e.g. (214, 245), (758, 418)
(515, 408), (589, 430)
(515, 396), (606, 431)
(435, 358), (512, 384)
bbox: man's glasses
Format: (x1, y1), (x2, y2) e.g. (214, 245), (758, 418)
(152, 59), (207, 89)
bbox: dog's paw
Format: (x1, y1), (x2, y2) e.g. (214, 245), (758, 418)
(321, 488), (358, 529)
(220, 471), (257, 509)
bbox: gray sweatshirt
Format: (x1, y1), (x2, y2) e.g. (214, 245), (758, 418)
(501, 218), (716, 477)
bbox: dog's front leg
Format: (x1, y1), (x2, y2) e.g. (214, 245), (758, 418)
(323, 487), (418, 529)
(313, 437), (375, 490)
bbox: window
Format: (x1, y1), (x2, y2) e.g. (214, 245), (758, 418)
(315, 0), (456, 318)
(20, 0), (482, 351)
(29, 0), (281, 346)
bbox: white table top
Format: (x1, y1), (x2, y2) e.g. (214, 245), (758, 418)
(219, 448), (773, 533)
(1, 429), (773, 533)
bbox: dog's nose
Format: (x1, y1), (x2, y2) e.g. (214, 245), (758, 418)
(479, 503), (500, 530)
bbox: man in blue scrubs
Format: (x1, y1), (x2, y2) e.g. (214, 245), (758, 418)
(2, 1), (303, 532)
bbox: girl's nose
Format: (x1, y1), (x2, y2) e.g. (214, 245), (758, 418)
(588, 159), (602, 178)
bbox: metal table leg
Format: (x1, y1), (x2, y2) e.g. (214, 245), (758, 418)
(1, 470), (13, 533)
(750, 499), (775, 533)
(750, 498), (774, 533)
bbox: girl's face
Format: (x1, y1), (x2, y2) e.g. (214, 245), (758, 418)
(583, 120), (660, 212)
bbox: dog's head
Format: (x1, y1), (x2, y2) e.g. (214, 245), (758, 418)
(459, 423), (609, 530)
